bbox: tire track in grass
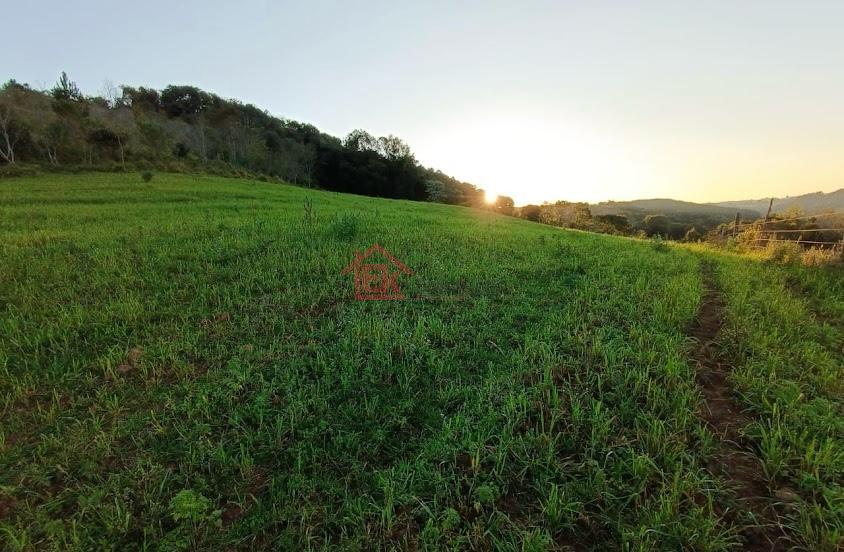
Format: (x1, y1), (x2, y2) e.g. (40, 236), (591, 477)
(689, 262), (787, 552)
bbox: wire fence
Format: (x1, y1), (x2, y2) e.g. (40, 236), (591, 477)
(735, 211), (843, 229)
(726, 210), (844, 251)
(749, 238), (844, 246)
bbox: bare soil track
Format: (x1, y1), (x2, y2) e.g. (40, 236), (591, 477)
(689, 262), (788, 552)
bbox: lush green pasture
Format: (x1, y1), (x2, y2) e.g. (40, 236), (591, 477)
(0, 173), (841, 550)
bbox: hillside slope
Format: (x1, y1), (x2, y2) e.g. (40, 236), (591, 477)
(0, 173), (841, 550)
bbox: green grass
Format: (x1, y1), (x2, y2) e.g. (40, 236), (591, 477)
(0, 173), (841, 550)
(704, 253), (844, 549)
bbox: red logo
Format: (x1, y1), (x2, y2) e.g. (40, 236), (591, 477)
(341, 243), (413, 301)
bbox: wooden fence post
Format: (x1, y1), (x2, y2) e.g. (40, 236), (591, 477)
(761, 198), (774, 247)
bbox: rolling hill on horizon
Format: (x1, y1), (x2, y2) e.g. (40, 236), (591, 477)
(588, 198), (759, 237)
(711, 188), (844, 215)
(591, 197), (760, 219)
(581, 189), (843, 237)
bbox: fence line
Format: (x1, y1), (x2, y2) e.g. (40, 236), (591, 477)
(736, 211), (843, 228)
(749, 238), (844, 246)
(749, 228), (844, 234)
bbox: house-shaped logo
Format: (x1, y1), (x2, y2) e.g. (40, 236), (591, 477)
(341, 243), (413, 301)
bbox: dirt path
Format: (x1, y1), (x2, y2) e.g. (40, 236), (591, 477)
(689, 262), (787, 552)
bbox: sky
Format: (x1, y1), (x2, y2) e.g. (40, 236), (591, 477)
(4, 0), (844, 205)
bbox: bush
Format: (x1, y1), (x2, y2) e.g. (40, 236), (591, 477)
(141, 171), (154, 183)
(0, 164), (40, 179)
(650, 235), (669, 252)
(763, 240), (802, 264)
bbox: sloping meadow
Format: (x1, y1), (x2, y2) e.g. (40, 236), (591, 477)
(0, 173), (838, 550)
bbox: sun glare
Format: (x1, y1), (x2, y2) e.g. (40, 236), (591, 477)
(485, 191), (497, 204)
(414, 106), (652, 205)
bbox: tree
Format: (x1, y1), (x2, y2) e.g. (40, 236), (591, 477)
(540, 201), (592, 229)
(160, 85), (211, 118)
(426, 178), (465, 204)
(51, 72), (83, 101)
(595, 214), (630, 234)
(643, 214), (670, 237)
(100, 79), (122, 108)
(684, 227), (702, 242)
(121, 86), (161, 112)
(519, 204), (542, 222)
(0, 82), (29, 164)
(343, 129), (379, 152)
(88, 105), (134, 167)
(108, 108), (134, 167)
(39, 119), (66, 165)
(378, 135), (412, 160)
(493, 195), (515, 216)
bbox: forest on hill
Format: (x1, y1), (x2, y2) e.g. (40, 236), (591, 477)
(0, 74), (512, 212)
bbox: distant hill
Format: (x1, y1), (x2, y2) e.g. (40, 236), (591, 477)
(711, 189), (844, 215)
(589, 198), (761, 239)
(592, 198), (760, 219)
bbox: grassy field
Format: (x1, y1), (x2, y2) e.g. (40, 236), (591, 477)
(0, 173), (841, 550)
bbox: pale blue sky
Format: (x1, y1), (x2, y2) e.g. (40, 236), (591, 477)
(5, 1), (844, 203)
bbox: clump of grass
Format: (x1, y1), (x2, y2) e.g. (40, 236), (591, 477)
(800, 247), (840, 267)
(328, 211), (360, 241)
(763, 240), (802, 264)
(302, 197), (316, 227)
(141, 171), (154, 183)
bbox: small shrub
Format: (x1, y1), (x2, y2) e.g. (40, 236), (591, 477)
(328, 212), (360, 242)
(141, 171), (154, 183)
(169, 490), (212, 523)
(650, 235), (669, 252)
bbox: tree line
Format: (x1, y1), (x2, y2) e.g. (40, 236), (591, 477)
(0, 73), (511, 210)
